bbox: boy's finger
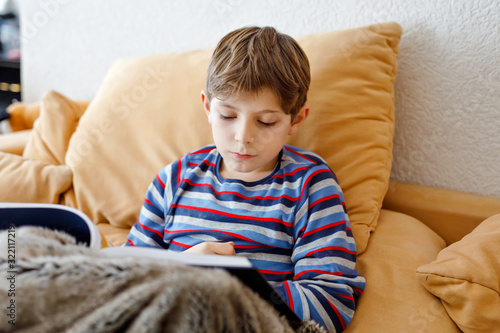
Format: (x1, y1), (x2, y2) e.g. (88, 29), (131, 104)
(213, 242), (235, 256)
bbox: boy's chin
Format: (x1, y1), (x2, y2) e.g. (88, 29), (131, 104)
(224, 164), (278, 183)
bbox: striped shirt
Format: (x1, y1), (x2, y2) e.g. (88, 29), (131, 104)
(126, 145), (365, 332)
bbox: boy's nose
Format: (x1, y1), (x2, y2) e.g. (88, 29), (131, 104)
(235, 121), (255, 145)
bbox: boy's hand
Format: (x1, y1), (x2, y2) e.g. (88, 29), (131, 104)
(184, 241), (235, 256)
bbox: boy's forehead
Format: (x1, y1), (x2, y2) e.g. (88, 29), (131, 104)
(214, 88), (282, 107)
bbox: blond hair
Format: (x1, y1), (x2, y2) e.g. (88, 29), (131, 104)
(206, 26), (310, 119)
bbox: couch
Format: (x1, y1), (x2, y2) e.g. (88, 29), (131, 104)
(1, 22), (499, 332)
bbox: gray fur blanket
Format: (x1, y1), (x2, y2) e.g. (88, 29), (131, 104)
(0, 227), (325, 333)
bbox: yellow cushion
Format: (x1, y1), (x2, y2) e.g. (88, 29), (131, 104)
(0, 152), (72, 203)
(6, 101), (40, 132)
(0, 129), (32, 155)
(95, 222), (129, 248)
(346, 209), (460, 332)
(291, 22), (401, 253)
(23, 90), (89, 165)
(65, 22), (401, 251)
(417, 214), (500, 332)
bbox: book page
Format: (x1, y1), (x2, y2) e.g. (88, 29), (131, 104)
(101, 246), (253, 268)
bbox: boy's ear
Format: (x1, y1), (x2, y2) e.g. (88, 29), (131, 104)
(200, 90), (212, 123)
(288, 105), (309, 135)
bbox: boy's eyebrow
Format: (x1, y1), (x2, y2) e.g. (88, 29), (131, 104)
(219, 103), (237, 109)
(219, 103), (282, 114)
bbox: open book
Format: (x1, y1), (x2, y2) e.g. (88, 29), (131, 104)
(0, 202), (102, 248)
(0, 203), (300, 326)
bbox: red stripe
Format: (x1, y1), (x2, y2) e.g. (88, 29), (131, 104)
(145, 198), (153, 206)
(188, 162), (198, 167)
(302, 221), (346, 238)
(201, 160), (217, 168)
(183, 178), (298, 202)
(298, 169), (331, 203)
(272, 166), (309, 179)
(284, 146), (318, 164)
(327, 298), (346, 330)
(305, 246), (357, 257)
(177, 158), (182, 185)
(164, 228), (258, 243)
(284, 281), (294, 312)
(138, 219), (163, 238)
(203, 160), (217, 168)
(258, 269), (294, 275)
(172, 204), (292, 227)
(294, 269), (344, 280)
(338, 294), (354, 301)
(353, 287), (364, 294)
(127, 239), (135, 246)
(156, 174), (165, 189)
(308, 194), (341, 210)
(170, 240), (191, 249)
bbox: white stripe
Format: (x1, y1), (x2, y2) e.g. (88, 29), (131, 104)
(281, 151), (304, 165)
(171, 215), (293, 243)
(181, 190), (295, 215)
(129, 226), (164, 248)
(267, 281), (280, 287)
(292, 230), (350, 260)
(295, 256), (357, 272)
(149, 183), (164, 208)
(140, 206), (164, 226)
(165, 164), (175, 205)
(309, 178), (342, 196)
(308, 205), (346, 223)
(237, 252), (293, 264)
(298, 279), (354, 294)
(294, 179), (345, 228)
(189, 167), (303, 192)
(280, 156), (304, 169)
(267, 280), (312, 320)
(310, 284), (354, 322)
(294, 197), (309, 226)
(302, 288), (336, 332)
(186, 234), (219, 242)
(298, 275), (365, 286)
(295, 281), (311, 321)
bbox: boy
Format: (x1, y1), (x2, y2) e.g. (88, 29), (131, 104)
(126, 26), (365, 332)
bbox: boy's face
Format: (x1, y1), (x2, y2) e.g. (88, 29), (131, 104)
(201, 87), (308, 182)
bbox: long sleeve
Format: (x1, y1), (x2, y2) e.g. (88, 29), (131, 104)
(272, 165), (365, 332)
(126, 159), (182, 248)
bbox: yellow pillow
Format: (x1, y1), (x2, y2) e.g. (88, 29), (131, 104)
(347, 210), (456, 332)
(0, 130), (32, 156)
(0, 152), (72, 203)
(65, 22), (402, 251)
(417, 214), (500, 332)
(23, 90), (89, 165)
(6, 100), (41, 132)
(291, 22), (401, 253)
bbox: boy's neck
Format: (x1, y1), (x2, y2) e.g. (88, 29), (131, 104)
(219, 155), (280, 183)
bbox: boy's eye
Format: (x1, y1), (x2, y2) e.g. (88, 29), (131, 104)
(219, 114), (235, 120)
(259, 121), (277, 127)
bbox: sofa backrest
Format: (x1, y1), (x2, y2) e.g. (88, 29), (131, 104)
(24, 22), (402, 251)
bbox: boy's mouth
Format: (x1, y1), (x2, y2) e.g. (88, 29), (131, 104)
(232, 152), (255, 161)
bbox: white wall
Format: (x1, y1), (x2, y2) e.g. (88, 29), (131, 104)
(19, 0), (500, 197)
